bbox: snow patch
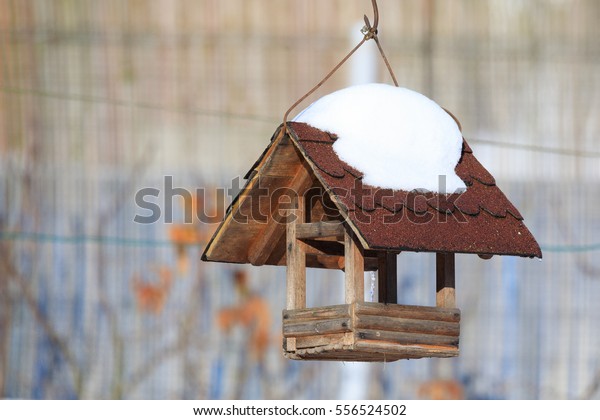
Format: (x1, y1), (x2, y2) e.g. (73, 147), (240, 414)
(294, 83), (466, 193)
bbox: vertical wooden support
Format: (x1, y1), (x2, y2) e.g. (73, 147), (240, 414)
(378, 252), (398, 304)
(436, 253), (456, 308)
(344, 231), (364, 304)
(286, 193), (306, 310)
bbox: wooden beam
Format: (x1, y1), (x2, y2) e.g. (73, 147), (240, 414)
(344, 231), (364, 304)
(378, 252), (398, 304)
(307, 255), (344, 270)
(301, 239), (379, 260)
(302, 239), (345, 256)
(278, 246), (378, 271)
(286, 193), (306, 310)
(295, 221), (344, 240)
(248, 212), (284, 266)
(248, 166), (312, 266)
(436, 253), (456, 308)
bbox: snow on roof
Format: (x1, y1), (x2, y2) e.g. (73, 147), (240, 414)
(294, 83), (466, 193)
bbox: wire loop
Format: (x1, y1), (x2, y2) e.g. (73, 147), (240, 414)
(283, 0), (398, 130)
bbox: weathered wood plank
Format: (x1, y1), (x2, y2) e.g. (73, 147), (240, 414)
(286, 193), (306, 310)
(248, 218), (285, 266)
(293, 333), (349, 349)
(378, 252), (398, 304)
(283, 318), (352, 337)
(283, 304), (351, 322)
(355, 329), (459, 347)
(353, 341), (458, 358)
(354, 302), (460, 323)
(245, 126), (287, 179)
(436, 252), (456, 308)
(354, 314), (460, 337)
(290, 351), (397, 362)
(261, 141), (303, 177)
(345, 231), (364, 304)
(296, 221), (344, 240)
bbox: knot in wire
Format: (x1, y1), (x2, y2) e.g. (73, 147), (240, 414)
(361, 0), (379, 40)
(361, 20), (378, 40)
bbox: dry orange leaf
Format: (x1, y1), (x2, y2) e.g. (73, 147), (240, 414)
(169, 225), (200, 245)
(217, 295), (272, 359)
(132, 266), (173, 315)
(417, 379), (464, 400)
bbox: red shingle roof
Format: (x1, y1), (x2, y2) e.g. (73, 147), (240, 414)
(287, 122), (541, 258)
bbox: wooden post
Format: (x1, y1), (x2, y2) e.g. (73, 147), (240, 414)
(344, 231), (364, 304)
(378, 252), (398, 304)
(286, 192), (306, 310)
(436, 253), (456, 308)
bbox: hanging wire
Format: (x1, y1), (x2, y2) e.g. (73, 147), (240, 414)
(362, 0), (399, 87)
(283, 0), (398, 128)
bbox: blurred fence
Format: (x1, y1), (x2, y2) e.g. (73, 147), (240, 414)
(0, 0), (599, 399)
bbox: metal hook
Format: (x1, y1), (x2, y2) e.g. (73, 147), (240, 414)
(363, 0), (379, 37)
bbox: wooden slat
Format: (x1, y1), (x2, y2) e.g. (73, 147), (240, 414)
(436, 253), (456, 308)
(296, 221), (344, 240)
(344, 231), (364, 304)
(282, 318), (352, 338)
(244, 127), (287, 180)
(261, 140), (303, 177)
(247, 207), (285, 266)
(248, 166), (312, 266)
(289, 351), (400, 362)
(293, 333), (349, 349)
(378, 252), (398, 304)
(283, 304), (351, 322)
(355, 329), (459, 347)
(354, 314), (460, 337)
(353, 341), (458, 358)
(286, 193), (306, 310)
(354, 302), (460, 323)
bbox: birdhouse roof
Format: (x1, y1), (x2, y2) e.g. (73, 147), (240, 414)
(202, 122), (541, 267)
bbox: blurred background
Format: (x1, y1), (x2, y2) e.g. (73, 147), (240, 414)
(1, 0), (599, 399)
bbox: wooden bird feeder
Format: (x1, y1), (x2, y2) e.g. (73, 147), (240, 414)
(202, 121), (541, 362)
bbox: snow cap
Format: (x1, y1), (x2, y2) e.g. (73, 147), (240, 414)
(294, 83), (466, 193)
